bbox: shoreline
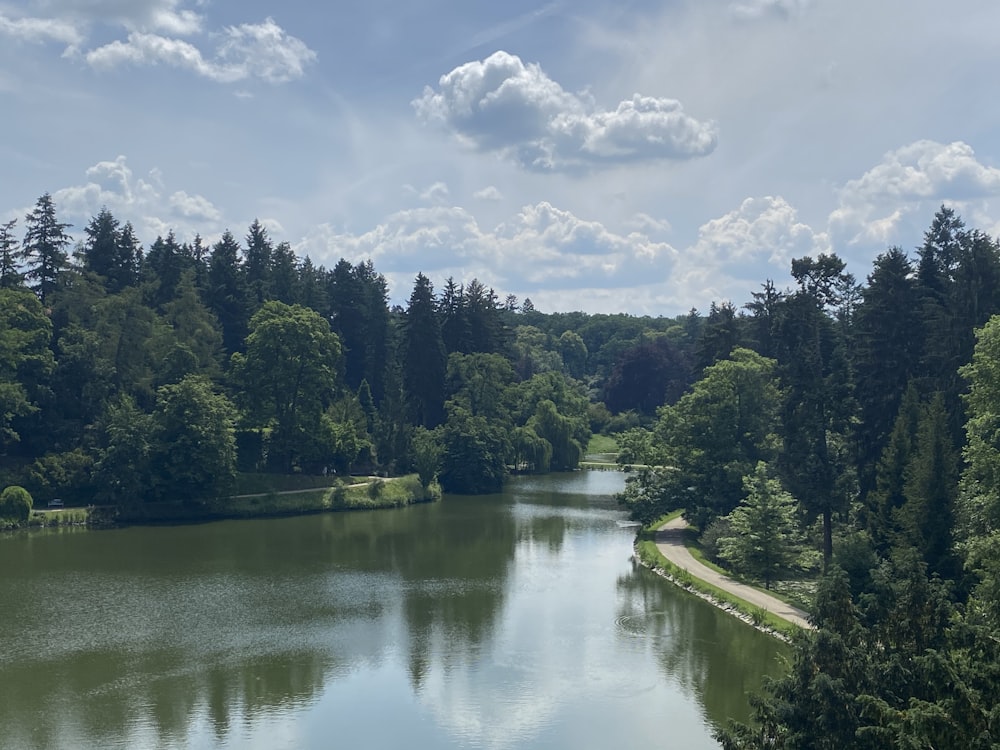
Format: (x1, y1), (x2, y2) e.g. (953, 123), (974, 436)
(633, 516), (813, 641)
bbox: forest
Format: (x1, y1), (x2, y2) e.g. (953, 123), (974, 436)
(3, 193), (1000, 746)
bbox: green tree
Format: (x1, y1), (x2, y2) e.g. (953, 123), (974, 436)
(851, 248), (922, 498)
(149, 375), (237, 502)
(0, 288), (55, 452)
(898, 393), (959, 579)
(0, 219), (23, 289)
(438, 404), (509, 494)
(528, 399), (583, 471)
(718, 462), (805, 589)
(244, 219), (273, 307)
(411, 426), (442, 488)
(206, 230), (249, 355)
(231, 301), (342, 472)
(0, 485), (32, 522)
(403, 273), (446, 428)
(959, 314), (1000, 627)
(92, 395), (152, 506)
(22, 193), (71, 303)
(775, 266), (857, 569)
(866, 383), (921, 556)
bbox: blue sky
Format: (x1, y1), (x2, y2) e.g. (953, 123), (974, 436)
(3, 0), (1000, 314)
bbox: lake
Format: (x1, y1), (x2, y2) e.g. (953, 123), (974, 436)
(0, 471), (786, 749)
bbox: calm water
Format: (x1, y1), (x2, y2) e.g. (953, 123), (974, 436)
(0, 472), (786, 750)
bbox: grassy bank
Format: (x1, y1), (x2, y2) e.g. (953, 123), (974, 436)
(633, 513), (799, 640)
(111, 474), (439, 525)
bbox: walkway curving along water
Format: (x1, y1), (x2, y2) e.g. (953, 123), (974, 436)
(654, 516), (813, 630)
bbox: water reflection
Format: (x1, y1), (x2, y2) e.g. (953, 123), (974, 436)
(0, 472), (782, 749)
(615, 559), (788, 729)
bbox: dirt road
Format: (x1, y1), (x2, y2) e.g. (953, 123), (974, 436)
(654, 516), (813, 630)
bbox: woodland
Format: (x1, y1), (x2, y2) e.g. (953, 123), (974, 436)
(3, 194), (1000, 746)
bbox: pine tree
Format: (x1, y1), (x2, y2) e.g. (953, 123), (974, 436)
(22, 192), (72, 303)
(403, 273), (446, 428)
(851, 248), (922, 498)
(719, 462), (805, 589)
(205, 230), (249, 355)
(244, 219), (273, 308)
(0, 219), (23, 289)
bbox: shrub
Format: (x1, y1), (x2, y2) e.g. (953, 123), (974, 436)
(0, 485), (33, 523)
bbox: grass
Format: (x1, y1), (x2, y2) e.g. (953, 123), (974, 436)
(232, 472), (345, 495)
(634, 512), (799, 640)
(586, 434), (619, 455)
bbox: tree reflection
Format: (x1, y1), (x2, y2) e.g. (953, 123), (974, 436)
(615, 560), (788, 729)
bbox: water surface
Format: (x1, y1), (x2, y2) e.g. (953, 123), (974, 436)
(0, 472), (785, 749)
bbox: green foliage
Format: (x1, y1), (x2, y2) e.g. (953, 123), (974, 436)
(0, 485), (32, 522)
(410, 426), (442, 488)
(231, 301), (342, 472)
(149, 375), (238, 502)
(717, 462), (806, 589)
(0, 287), (54, 450)
(627, 347), (782, 526)
(718, 558), (1000, 750)
(438, 404), (509, 494)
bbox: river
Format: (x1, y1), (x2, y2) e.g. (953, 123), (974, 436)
(0, 471), (786, 749)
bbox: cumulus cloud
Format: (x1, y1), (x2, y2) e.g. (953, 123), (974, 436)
(829, 140), (1000, 244)
(413, 50), (717, 172)
(298, 201), (675, 296)
(50, 155), (223, 241)
(85, 18), (316, 83)
(670, 195), (829, 303)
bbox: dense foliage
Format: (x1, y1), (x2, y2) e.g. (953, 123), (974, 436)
(4, 191), (1000, 744)
(4, 194), (654, 504)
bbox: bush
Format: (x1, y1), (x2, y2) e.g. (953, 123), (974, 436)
(0, 485), (33, 523)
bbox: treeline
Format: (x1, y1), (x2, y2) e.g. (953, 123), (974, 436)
(1, 193), (718, 508)
(608, 207), (1000, 747)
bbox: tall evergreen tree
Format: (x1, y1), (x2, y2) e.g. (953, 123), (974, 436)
(205, 230), (249, 355)
(777, 256), (857, 569)
(403, 273), (446, 428)
(22, 192), (72, 303)
(899, 393), (959, 579)
(244, 219), (273, 308)
(0, 219), (23, 289)
(439, 277), (469, 354)
(851, 248), (922, 497)
(81, 207), (121, 285)
(866, 383), (921, 557)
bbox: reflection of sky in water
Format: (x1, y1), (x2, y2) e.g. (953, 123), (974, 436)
(0, 472), (783, 750)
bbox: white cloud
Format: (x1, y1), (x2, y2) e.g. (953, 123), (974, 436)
(169, 190), (221, 222)
(50, 155), (223, 242)
(0, 13), (83, 48)
(85, 18), (316, 83)
(298, 201), (675, 296)
(474, 186), (504, 202)
(413, 50), (717, 172)
(663, 195), (828, 306)
(402, 182), (452, 205)
(30, 0), (203, 34)
(829, 140), (1000, 244)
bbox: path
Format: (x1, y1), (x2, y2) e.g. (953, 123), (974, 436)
(654, 516), (813, 630)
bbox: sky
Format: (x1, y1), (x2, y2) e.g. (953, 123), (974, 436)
(2, 0), (1000, 316)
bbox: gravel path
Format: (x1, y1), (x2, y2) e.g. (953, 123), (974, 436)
(654, 516), (813, 630)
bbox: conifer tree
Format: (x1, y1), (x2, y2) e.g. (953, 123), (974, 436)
(22, 193), (71, 303)
(0, 219), (23, 289)
(403, 273), (446, 428)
